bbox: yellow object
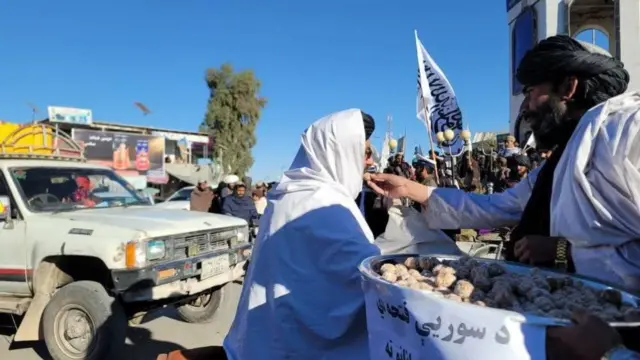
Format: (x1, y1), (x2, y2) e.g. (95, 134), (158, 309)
(0, 122), (84, 160)
(388, 138), (397, 149)
(0, 122), (57, 155)
(0, 202), (4, 215)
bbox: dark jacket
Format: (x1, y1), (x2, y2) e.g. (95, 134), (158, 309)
(222, 195), (258, 223)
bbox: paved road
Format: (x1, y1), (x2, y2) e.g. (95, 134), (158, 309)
(0, 282), (242, 360)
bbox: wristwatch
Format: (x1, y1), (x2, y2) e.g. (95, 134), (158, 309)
(601, 345), (640, 360)
(554, 238), (569, 271)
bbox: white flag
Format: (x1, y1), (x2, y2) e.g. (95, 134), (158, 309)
(380, 133), (390, 170)
(414, 30), (464, 153)
(523, 133), (536, 150)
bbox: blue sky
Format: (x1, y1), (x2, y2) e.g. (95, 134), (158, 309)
(0, 1), (595, 181)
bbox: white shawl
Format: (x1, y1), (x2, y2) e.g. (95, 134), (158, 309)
(224, 109), (379, 359)
(552, 92), (640, 290)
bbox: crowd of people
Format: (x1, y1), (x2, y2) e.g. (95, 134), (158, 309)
(188, 175), (271, 225)
(381, 134), (549, 196)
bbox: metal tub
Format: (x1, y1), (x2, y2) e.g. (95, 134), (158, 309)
(359, 254), (640, 360)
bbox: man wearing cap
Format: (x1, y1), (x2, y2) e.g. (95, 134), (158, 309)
(413, 157), (437, 187)
(190, 179), (214, 213)
(221, 175), (239, 198)
(499, 135), (522, 157)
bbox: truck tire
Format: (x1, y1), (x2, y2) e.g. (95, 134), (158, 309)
(176, 287), (223, 323)
(42, 281), (126, 360)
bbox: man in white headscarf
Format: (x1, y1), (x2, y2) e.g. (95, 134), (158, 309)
(223, 109), (379, 359)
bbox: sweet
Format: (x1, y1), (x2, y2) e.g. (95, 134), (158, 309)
(377, 256), (639, 322)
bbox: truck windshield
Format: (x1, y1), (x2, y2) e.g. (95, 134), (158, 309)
(9, 167), (149, 212)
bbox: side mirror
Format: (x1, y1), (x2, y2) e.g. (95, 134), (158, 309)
(0, 196), (11, 221)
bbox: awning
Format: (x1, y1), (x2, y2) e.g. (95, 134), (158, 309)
(164, 163), (224, 186)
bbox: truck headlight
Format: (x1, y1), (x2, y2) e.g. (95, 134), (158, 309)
(237, 226), (249, 243)
(146, 239), (166, 261)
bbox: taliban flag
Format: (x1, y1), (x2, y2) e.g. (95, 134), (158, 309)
(414, 30), (464, 153)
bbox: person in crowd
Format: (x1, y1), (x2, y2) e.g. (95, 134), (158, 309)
(498, 135), (522, 157)
(242, 176), (252, 190)
(384, 152), (412, 178)
(513, 154), (531, 180)
(492, 156), (510, 192)
(224, 109), (380, 360)
(366, 35), (635, 291)
(358, 151), (388, 238)
(414, 157), (437, 187)
(189, 179), (214, 213)
(209, 182), (227, 214)
(255, 181), (267, 195)
(251, 188), (267, 216)
(221, 175), (239, 198)
(221, 183), (258, 223)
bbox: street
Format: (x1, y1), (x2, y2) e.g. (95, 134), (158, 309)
(0, 282), (242, 360)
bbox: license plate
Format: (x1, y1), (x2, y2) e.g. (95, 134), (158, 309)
(201, 255), (229, 280)
(187, 244), (199, 257)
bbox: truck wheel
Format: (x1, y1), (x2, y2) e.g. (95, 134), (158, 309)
(176, 287), (223, 323)
(42, 281), (126, 360)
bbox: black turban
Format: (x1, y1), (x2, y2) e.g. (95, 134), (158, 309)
(514, 154), (531, 169)
(361, 111), (375, 140)
(516, 35), (629, 108)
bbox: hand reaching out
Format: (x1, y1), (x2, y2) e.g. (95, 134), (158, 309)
(366, 173), (412, 199)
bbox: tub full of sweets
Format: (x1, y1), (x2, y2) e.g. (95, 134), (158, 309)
(359, 254), (640, 360)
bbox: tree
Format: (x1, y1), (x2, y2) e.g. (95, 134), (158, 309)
(201, 63), (267, 176)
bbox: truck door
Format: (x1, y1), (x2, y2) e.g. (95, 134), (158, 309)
(0, 171), (30, 295)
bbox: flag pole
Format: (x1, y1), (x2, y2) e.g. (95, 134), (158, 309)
(415, 29), (440, 186)
(422, 105), (440, 185)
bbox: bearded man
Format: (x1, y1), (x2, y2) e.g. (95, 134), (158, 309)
(367, 35), (634, 288)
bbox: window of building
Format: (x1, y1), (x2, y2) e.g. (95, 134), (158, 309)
(512, 7), (537, 95)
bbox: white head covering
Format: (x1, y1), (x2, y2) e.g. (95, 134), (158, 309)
(224, 109), (379, 360)
(278, 108), (367, 200)
(223, 174), (239, 184)
(552, 92), (640, 290)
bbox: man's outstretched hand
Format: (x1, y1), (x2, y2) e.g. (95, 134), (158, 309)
(366, 173), (432, 204)
(366, 173), (411, 198)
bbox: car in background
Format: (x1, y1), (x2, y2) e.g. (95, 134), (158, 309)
(154, 185), (195, 210)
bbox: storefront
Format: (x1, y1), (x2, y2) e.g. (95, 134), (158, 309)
(37, 113), (212, 189)
(150, 130), (210, 164)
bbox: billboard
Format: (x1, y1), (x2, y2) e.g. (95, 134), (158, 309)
(72, 129), (165, 182)
(48, 106), (93, 125)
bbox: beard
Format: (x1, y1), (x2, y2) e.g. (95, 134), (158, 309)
(524, 96), (575, 150)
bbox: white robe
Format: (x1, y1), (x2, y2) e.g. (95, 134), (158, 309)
(552, 92), (640, 290)
(422, 92), (640, 291)
(223, 109), (380, 360)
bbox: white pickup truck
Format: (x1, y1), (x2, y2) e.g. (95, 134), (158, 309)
(0, 126), (251, 360)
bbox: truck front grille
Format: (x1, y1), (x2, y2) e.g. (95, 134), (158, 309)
(170, 227), (239, 260)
